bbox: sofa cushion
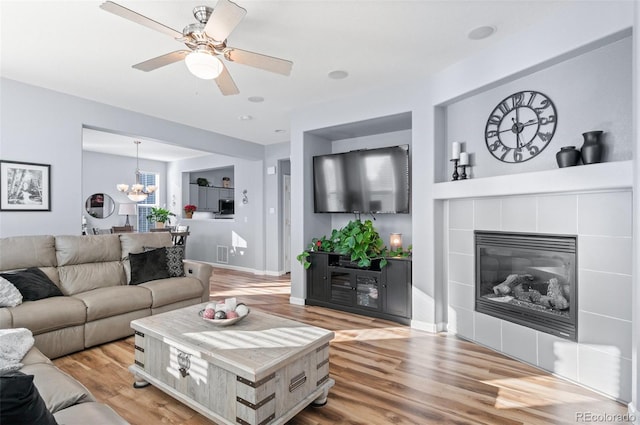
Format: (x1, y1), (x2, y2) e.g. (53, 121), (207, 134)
(55, 234), (122, 266)
(0, 268), (64, 301)
(20, 363), (95, 413)
(0, 235), (57, 271)
(0, 307), (12, 328)
(54, 234), (126, 295)
(140, 276), (205, 308)
(10, 297), (86, 335)
(0, 371), (59, 425)
(20, 346), (53, 367)
(72, 286), (152, 321)
(129, 248), (169, 285)
(57, 262), (126, 295)
(53, 401), (130, 425)
(0, 276), (22, 307)
(119, 232), (172, 259)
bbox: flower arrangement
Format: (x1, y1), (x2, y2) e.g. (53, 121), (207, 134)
(184, 204), (197, 213)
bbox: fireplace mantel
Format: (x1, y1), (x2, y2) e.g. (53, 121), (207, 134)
(433, 160), (632, 200)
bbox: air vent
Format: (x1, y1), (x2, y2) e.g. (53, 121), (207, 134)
(217, 245), (229, 264)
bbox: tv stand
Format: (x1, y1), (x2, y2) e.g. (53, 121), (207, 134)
(305, 252), (412, 325)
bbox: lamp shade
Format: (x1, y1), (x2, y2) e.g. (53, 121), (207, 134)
(118, 203), (137, 216)
(185, 50), (223, 80)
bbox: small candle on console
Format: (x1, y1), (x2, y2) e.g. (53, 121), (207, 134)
(459, 152), (469, 166)
(451, 142), (461, 160)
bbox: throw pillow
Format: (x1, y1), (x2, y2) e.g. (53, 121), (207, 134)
(0, 371), (59, 425)
(142, 245), (185, 278)
(165, 245), (185, 277)
(0, 277), (23, 307)
(129, 248), (169, 285)
(0, 268), (63, 302)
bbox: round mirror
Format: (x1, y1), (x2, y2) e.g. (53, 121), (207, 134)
(85, 193), (115, 219)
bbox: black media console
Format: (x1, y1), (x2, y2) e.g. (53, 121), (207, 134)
(305, 251), (412, 325)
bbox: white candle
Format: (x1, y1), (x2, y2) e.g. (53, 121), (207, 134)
(451, 142), (461, 160)
(459, 152), (469, 166)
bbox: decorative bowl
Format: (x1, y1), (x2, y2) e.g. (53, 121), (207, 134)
(198, 308), (250, 327)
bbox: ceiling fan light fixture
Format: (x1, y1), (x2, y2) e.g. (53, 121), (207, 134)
(185, 49), (223, 80)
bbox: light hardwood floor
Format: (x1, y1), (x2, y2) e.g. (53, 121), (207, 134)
(53, 268), (628, 424)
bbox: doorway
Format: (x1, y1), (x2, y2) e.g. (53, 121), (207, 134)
(280, 159), (291, 274)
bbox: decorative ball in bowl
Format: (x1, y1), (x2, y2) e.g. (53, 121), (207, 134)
(199, 298), (249, 327)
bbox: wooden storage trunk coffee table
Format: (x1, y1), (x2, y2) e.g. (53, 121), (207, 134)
(129, 303), (334, 425)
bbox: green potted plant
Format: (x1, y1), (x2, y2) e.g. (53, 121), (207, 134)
(146, 207), (176, 228)
(297, 219), (411, 269)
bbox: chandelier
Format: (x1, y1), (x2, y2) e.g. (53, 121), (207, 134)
(117, 141), (156, 202)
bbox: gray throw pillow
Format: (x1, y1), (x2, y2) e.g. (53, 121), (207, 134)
(165, 246), (185, 277)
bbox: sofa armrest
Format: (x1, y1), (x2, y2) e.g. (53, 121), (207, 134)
(183, 260), (212, 302)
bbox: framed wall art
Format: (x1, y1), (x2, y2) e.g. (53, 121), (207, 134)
(0, 160), (51, 211)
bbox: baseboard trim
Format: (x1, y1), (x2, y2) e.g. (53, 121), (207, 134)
(211, 263), (284, 276)
(290, 296), (305, 306)
(410, 319), (438, 333)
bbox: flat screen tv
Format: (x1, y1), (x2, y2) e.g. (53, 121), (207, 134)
(313, 144), (410, 214)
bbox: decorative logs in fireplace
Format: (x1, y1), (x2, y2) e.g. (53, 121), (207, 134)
(489, 273), (570, 311)
(487, 274), (569, 310)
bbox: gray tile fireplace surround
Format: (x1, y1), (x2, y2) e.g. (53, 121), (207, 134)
(446, 190), (632, 402)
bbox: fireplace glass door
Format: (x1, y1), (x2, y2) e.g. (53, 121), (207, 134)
(475, 231), (577, 340)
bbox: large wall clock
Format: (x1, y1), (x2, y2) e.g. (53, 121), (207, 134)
(484, 90), (557, 163)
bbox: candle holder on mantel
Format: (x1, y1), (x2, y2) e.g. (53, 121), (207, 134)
(450, 159), (460, 181)
(459, 165), (468, 180)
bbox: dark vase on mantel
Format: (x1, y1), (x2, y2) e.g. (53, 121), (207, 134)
(581, 130), (604, 164)
(556, 146), (581, 168)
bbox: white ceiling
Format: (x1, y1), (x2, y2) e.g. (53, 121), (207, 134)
(2, 0), (576, 159)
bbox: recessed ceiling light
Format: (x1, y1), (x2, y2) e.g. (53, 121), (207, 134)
(248, 96), (264, 103)
(274, 129), (286, 133)
(238, 115), (253, 121)
(467, 25), (496, 40)
(328, 70), (349, 80)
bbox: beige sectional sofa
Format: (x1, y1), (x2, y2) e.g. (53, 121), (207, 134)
(0, 232), (212, 359)
(13, 346), (130, 424)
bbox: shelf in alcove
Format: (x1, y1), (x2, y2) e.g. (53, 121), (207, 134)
(432, 160), (632, 200)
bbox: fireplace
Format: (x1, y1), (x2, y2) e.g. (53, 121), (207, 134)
(475, 231), (577, 341)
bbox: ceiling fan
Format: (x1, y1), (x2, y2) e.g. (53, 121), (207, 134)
(100, 0), (293, 96)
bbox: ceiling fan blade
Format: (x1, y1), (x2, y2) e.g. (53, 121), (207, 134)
(204, 0), (247, 42)
(100, 1), (183, 39)
(215, 63), (240, 96)
(224, 48), (292, 76)
(132, 51), (190, 72)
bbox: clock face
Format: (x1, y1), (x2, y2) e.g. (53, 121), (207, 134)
(484, 90), (557, 163)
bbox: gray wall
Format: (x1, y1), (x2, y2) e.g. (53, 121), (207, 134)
(443, 37), (632, 181)
(0, 78), (264, 238)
